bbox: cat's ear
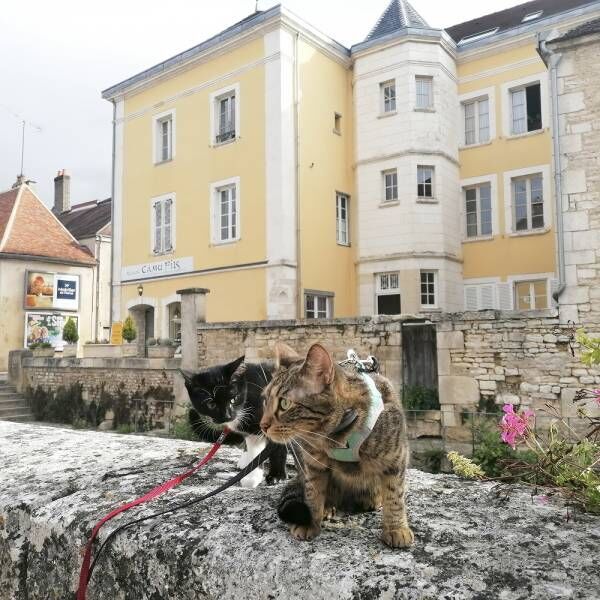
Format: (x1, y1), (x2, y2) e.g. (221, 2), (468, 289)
(224, 355), (245, 379)
(179, 369), (195, 387)
(302, 343), (334, 387)
(275, 342), (301, 368)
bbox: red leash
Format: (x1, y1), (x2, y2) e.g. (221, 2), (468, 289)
(76, 428), (229, 600)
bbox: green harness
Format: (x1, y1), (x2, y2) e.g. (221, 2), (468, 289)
(326, 373), (384, 463)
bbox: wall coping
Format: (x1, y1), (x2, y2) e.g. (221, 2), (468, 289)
(197, 309), (560, 331)
(22, 357), (182, 370)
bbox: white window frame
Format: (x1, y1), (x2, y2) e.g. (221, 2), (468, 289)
(209, 83), (240, 146)
(304, 291), (333, 319)
(503, 165), (551, 236)
(417, 165), (435, 199)
(420, 271), (437, 308)
(336, 192), (350, 246)
(152, 109), (176, 164)
(507, 273), (555, 311)
(382, 169), (399, 203)
(150, 193), (176, 255)
(501, 73), (549, 138)
(210, 176), (241, 245)
(375, 272), (401, 315)
(459, 87), (495, 148)
(380, 80), (397, 114)
(460, 174), (498, 240)
(415, 76), (433, 110)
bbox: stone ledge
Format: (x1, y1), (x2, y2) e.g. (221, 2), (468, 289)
(1, 422), (599, 599)
(21, 357), (182, 370)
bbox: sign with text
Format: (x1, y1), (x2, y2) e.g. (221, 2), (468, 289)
(110, 322), (123, 345)
(121, 257), (194, 281)
(24, 271), (79, 311)
(25, 312), (79, 348)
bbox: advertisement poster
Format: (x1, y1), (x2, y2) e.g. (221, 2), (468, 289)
(24, 271), (79, 311)
(25, 313), (79, 348)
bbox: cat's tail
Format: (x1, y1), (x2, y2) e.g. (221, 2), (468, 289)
(277, 478), (312, 526)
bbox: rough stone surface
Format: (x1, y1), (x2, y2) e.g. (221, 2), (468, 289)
(2, 422), (599, 600)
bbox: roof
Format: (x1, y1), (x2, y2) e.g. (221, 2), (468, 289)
(365, 0), (429, 42)
(0, 185), (96, 265)
(56, 197), (112, 240)
(446, 0), (599, 44)
(549, 14), (600, 41)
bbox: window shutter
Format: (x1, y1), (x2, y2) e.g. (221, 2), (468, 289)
(153, 201), (162, 253)
(464, 286), (479, 311)
(480, 284), (496, 309)
(497, 282), (513, 310)
(164, 199), (172, 252)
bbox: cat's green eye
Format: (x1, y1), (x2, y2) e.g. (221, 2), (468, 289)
(279, 397), (291, 411)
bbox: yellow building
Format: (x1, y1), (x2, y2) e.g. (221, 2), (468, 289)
(103, 0), (600, 337)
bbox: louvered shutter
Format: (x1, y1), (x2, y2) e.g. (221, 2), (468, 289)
(497, 282), (513, 310)
(480, 284), (496, 309)
(164, 199), (172, 252)
(464, 286), (479, 310)
(153, 201), (162, 253)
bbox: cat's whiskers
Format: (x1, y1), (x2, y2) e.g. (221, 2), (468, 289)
(293, 427), (346, 447)
(244, 381), (265, 393)
(287, 441), (308, 481)
(291, 438), (337, 475)
(258, 363), (269, 386)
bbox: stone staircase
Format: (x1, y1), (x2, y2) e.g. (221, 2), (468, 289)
(0, 377), (34, 422)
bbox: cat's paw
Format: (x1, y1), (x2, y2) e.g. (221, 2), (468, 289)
(322, 506), (336, 521)
(290, 523), (321, 541)
(381, 526), (414, 549)
(240, 468), (264, 489)
(237, 450), (251, 470)
(265, 469), (287, 486)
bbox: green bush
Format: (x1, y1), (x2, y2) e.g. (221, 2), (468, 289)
(122, 316), (137, 343)
(62, 317), (79, 344)
(402, 385), (440, 412)
(170, 418), (200, 441)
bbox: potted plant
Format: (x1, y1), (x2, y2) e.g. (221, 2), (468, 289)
(147, 338), (176, 359)
(29, 341), (55, 358)
(121, 316), (138, 357)
(61, 317), (79, 358)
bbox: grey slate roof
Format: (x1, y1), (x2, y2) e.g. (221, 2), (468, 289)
(550, 14), (600, 41)
(56, 198), (112, 240)
(446, 0), (599, 44)
(365, 0), (430, 42)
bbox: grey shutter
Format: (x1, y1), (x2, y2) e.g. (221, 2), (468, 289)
(480, 284), (496, 309)
(164, 199), (172, 252)
(464, 286), (479, 311)
(153, 201), (162, 253)
(497, 282), (513, 310)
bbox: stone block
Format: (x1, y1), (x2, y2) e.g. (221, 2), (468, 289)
(496, 393), (520, 405)
(437, 349), (451, 376)
(437, 331), (464, 350)
(439, 375), (480, 405)
(479, 380), (497, 391)
(563, 211), (589, 232)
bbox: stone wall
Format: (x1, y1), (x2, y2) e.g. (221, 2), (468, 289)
(550, 31), (600, 326)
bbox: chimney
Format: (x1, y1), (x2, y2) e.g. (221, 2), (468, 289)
(53, 169), (71, 214)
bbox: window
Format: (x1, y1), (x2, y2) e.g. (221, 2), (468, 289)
(153, 111), (175, 163)
(458, 28), (499, 45)
(515, 280), (548, 310)
(214, 184), (238, 243)
(511, 83), (541, 134)
(381, 80), (396, 113)
(376, 273), (400, 315)
(216, 93), (236, 143)
(334, 112), (342, 134)
(152, 196), (174, 254)
(415, 76), (433, 109)
(383, 169), (398, 203)
(522, 10), (543, 22)
(464, 284), (496, 310)
(305, 293), (332, 319)
(465, 183), (492, 238)
(463, 97), (490, 145)
(336, 193), (350, 245)
(417, 166), (434, 198)
(420, 271), (436, 307)
(168, 302), (181, 344)
(513, 174), (544, 232)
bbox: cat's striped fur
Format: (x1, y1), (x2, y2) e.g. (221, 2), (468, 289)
(260, 342), (413, 548)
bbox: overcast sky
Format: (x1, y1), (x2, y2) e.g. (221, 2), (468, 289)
(0, 0), (523, 206)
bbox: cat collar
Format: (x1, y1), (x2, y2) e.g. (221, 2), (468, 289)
(327, 373), (383, 463)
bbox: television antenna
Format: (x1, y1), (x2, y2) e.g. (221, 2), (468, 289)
(0, 104), (43, 176)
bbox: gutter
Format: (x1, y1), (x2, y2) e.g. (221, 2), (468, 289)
(94, 235), (102, 341)
(109, 100), (116, 328)
(537, 36), (566, 303)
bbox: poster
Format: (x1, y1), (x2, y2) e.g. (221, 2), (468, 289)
(24, 271), (79, 311)
(25, 313), (79, 348)
(110, 322), (123, 345)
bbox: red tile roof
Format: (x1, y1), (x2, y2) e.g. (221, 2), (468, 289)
(0, 185), (96, 265)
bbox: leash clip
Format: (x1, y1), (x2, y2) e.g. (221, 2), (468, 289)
(339, 349), (379, 373)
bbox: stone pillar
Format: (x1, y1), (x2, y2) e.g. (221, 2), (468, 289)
(177, 288), (210, 372)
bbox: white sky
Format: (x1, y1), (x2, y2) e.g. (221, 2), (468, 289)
(0, 0), (524, 206)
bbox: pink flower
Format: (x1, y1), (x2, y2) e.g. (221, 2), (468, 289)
(534, 494), (549, 505)
(592, 389), (600, 407)
(500, 404), (534, 449)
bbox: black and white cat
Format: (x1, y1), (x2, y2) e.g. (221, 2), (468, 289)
(181, 356), (287, 488)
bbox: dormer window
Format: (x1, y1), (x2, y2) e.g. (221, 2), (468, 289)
(522, 10), (543, 23)
(458, 28), (499, 45)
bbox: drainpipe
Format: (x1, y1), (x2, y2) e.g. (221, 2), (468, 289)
(538, 38), (566, 303)
(94, 234), (101, 341)
(294, 32), (302, 320)
(109, 99), (116, 328)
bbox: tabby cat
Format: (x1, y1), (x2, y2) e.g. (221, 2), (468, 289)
(181, 356), (287, 488)
(260, 343), (413, 548)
